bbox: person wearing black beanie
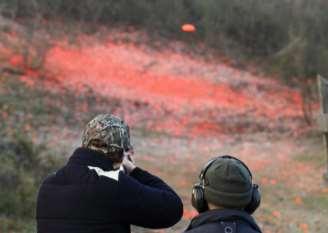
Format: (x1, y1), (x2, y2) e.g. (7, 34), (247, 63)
(184, 155), (263, 233)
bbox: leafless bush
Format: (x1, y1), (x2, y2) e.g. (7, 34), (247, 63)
(0, 1), (51, 76)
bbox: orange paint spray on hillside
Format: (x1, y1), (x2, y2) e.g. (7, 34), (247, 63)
(1, 33), (307, 136)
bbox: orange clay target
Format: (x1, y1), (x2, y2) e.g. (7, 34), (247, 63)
(181, 24), (196, 32)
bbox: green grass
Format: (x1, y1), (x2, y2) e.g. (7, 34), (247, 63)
(303, 194), (328, 210)
(0, 76), (75, 232)
(0, 217), (35, 233)
(294, 152), (326, 168)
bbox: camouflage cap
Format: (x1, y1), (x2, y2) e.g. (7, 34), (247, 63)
(82, 114), (132, 156)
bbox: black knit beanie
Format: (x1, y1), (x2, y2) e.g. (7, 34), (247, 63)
(204, 157), (253, 208)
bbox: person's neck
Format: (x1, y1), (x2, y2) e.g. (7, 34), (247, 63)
(113, 162), (122, 170)
(208, 202), (244, 212)
(208, 203), (225, 211)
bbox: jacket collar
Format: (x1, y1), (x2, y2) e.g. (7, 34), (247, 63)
(68, 147), (114, 171)
(186, 209), (262, 233)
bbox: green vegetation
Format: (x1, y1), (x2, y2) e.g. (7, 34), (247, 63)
(0, 131), (61, 232)
(0, 218), (35, 233)
(0, 76), (61, 232)
(292, 137), (327, 168)
(303, 193), (328, 210)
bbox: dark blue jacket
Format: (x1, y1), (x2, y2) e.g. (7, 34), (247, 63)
(36, 148), (183, 233)
(184, 209), (262, 233)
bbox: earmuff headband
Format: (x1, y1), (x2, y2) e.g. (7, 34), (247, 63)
(193, 155), (261, 214)
(199, 155), (253, 184)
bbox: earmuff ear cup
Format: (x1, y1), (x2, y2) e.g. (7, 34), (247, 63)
(244, 184), (261, 215)
(191, 184), (208, 213)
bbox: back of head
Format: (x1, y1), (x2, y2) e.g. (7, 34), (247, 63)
(192, 155), (261, 214)
(81, 114), (132, 163)
(204, 157), (253, 209)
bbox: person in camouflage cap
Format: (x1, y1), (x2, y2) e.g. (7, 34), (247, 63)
(81, 114), (133, 163)
(36, 113), (183, 233)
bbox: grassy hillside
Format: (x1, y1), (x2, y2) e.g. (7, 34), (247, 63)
(1, 62), (327, 233)
(1, 0), (328, 84)
(0, 2), (327, 231)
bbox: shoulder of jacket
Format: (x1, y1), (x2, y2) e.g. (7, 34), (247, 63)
(186, 219), (261, 233)
(185, 222), (225, 233)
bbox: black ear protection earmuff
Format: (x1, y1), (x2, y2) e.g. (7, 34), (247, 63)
(191, 155), (261, 214)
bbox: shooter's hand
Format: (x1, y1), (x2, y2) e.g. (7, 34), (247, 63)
(122, 150), (136, 174)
